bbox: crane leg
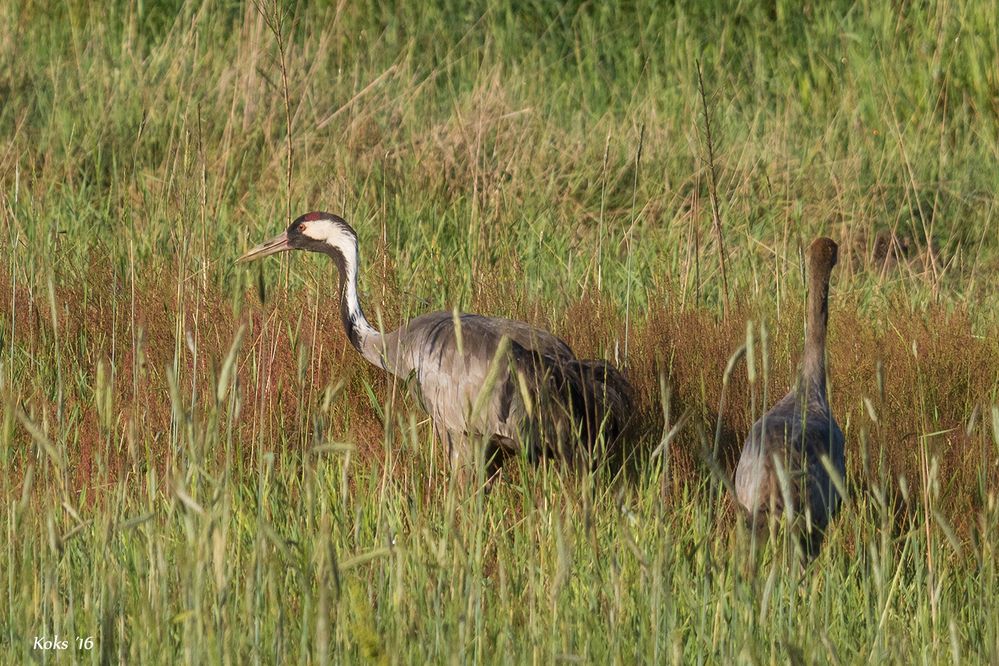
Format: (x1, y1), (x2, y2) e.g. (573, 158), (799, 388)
(443, 429), (476, 491)
(444, 430), (513, 491)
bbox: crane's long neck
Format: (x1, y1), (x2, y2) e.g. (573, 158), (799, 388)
(798, 260), (832, 402)
(326, 243), (386, 370)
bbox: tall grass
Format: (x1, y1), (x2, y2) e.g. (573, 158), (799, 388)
(2, 0), (998, 661)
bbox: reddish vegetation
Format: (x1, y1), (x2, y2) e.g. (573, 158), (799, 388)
(2, 259), (996, 533)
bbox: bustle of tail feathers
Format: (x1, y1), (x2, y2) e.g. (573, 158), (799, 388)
(518, 350), (635, 466)
(571, 358), (635, 446)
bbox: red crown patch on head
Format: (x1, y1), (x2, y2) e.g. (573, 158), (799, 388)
(301, 212), (328, 222)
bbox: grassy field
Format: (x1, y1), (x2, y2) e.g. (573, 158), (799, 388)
(3, 0), (999, 662)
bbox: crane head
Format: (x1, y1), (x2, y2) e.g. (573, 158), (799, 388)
(239, 212), (358, 263)
(806, 237), (838, 273)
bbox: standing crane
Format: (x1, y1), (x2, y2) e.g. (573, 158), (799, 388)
(240, 212), (633, 485)
(734, 237), (846, 557)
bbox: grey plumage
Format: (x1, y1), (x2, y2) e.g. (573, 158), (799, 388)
(735, 237), (846, 556)
(240, 212), (634, 483)
(386, 313), (632, 472)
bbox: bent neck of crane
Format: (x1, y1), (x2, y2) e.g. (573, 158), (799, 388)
(322, 244), (385, 370)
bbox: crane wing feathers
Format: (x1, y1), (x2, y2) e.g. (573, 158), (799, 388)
(397, 312), (574, 360)
(384, 311), (632, 465)
(514, 351), (635, 463)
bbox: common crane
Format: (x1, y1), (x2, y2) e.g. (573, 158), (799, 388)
(240, 212), (634, 486)
(734, 237), (846, 557)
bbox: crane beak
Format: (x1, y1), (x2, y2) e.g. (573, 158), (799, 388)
(238, 231), (291, 263)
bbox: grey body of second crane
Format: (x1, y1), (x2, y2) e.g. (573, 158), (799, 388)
(734, 237), (846, 555)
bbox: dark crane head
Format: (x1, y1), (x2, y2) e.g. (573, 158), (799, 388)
(806, 236), (838, 275)
(239, 211), (358, 265)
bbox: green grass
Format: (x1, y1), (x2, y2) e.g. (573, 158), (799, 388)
(2, 0), (998, 662)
